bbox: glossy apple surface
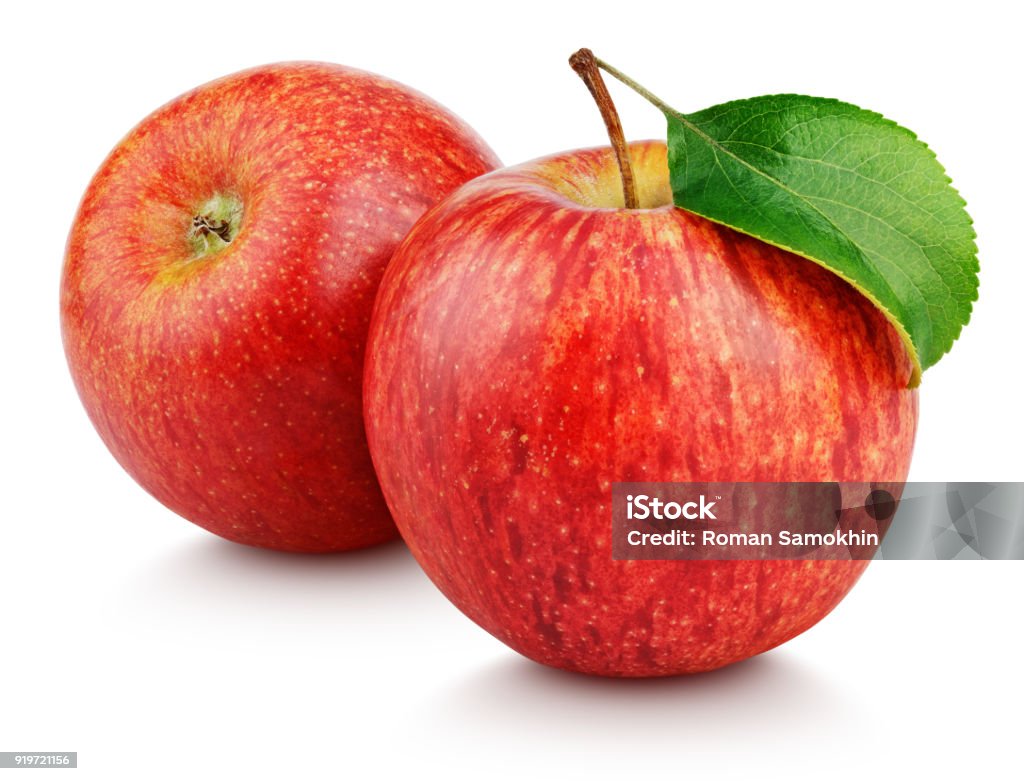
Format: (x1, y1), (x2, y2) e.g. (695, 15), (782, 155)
(365, 141), (918, 675)
(62, 62), (499, 552)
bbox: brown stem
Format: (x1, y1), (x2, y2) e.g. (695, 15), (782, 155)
(569, 48), (638, 209)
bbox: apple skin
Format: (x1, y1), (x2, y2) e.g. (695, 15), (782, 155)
(364, 141), (918, 676)
(61, 62), (499, 552)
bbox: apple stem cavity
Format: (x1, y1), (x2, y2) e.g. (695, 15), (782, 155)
(569, 48), (639, 210)
(188, 192), (243, 259)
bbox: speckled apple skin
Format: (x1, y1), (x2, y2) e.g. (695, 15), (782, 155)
(364, 141), (918, 676)
(61, 62), (499, 552)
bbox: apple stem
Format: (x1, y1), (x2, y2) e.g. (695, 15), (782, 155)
(569, 48), (639, 209)
(589, 55), (681, 124)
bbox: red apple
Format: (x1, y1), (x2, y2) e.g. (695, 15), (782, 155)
(364, 141), (918, 676)
(61, 62), (499, 552)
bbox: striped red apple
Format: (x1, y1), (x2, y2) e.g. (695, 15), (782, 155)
(363, 140), (918, 675)
(61, 62), (499, 552)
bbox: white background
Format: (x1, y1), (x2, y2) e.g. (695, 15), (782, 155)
(2, 1), (1021, 778)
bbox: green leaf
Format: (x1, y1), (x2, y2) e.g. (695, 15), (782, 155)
(664, 95), (977, 383)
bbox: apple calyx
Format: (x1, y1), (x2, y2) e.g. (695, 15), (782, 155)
(188, 192), (243, 259)
(569, 48), (638, 210)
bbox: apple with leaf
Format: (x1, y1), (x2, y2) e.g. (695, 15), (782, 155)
(364, 50), (978, 675)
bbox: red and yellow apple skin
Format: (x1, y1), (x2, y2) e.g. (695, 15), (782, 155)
(61, 62), (499, 552)
(365, 141), (918, 676)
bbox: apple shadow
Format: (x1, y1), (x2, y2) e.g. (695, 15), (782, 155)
(117, 534), (867, 750)
(115, 534), (440, 626)
(425, 649), (866, 748)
